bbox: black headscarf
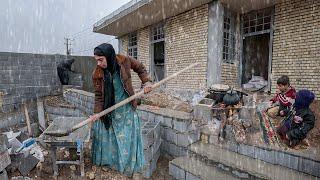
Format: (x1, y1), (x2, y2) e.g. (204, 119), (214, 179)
(94, 43), (119, 129)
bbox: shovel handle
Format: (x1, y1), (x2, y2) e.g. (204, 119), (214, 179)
(71, 62), (200, 132)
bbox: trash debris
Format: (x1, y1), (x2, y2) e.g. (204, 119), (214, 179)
(191, 90), (206, 106)
(17, 138), (36, 153)
(242, 76), (267, 91)
(11, 176), (33, 180)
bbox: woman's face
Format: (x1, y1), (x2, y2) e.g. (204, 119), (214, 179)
(94, 55), (107, 69)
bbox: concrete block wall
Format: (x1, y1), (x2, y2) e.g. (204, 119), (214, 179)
(0, 101), (38, 130)
(137, 105), (199, 158)
(63, 89), (95, 115)
(165, 4), (209, 90)
(0, 52), (67, 113)
(272, 0), (320, 98)
(139, 118), (161, 178)
(199, 135), (320, 178)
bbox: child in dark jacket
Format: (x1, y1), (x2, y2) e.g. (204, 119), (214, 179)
(268, 75), (296, 118)
(277, 89), (316, 147)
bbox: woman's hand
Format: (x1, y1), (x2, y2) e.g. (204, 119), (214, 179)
(144, 85), (152, 94)
(143, 82), (153, 94)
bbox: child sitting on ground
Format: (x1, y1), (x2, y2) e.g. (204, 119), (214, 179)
(267, 75), (296, 118)
(277, 89), (315, 147)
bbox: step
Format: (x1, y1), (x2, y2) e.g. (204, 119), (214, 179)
(189, 142), (317, 180)
(170, 156), (239, 180)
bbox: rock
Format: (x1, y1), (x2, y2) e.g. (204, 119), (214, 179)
(86, 172), (95, 180)
(70, 165), (76, 171)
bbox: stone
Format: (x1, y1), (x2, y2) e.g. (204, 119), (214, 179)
(70, 165), (77, 171)
(86, 172), (95, 179)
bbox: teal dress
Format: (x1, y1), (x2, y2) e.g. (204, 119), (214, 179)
(91, 71), (145, 176)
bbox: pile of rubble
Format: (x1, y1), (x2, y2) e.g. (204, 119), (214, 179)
(140, 91), (193, 113)
(0, 131), (46, 180)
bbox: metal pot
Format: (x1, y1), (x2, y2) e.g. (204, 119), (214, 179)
(223, 89), (240, 106)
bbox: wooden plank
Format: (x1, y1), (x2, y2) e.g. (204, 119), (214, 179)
(37, 99), (46, 131)
(23, 104), (32, 137)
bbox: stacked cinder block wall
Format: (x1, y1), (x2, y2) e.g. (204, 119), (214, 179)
(272, 0), (320, 98)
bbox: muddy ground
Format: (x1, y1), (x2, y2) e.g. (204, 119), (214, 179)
(8, 144), (174, 180)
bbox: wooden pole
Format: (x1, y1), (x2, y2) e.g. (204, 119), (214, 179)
(23, 104), (32, 137)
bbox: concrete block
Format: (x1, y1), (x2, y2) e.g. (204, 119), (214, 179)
(177, 131), (200, 147)
(140, 111), (149, 121)
(168, 142), (188, 157)
(142, 129), (154, 150)
(162, 117), (173, 128)
(208, 135), (219, 145)
(193, 98), (214, 123)
(298, 158), (320, 177)
(173, 119), (191, 133)
(169, 163), (186, 180)
(144, 146), (153, 162)
(186, 172), (201, 180)
(0, 151), (11, 172)
(0, 135), (9, 153)
(232, 170), (249, 179)
(254, 147), (275, 164)
(164, 128), (178, 144)
(18, 154), (39, 176)
(155, 115), (164, 124)
(0, 169), (8, 180)
(275, 151), (299, 171)
(238, 144), (255, 159)
(148, 112), (155, 122)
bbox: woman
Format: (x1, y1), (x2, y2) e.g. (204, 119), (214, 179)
(89, 43), (152, 177)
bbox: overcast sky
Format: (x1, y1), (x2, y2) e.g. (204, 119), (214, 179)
(0, 0), (130, 56)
